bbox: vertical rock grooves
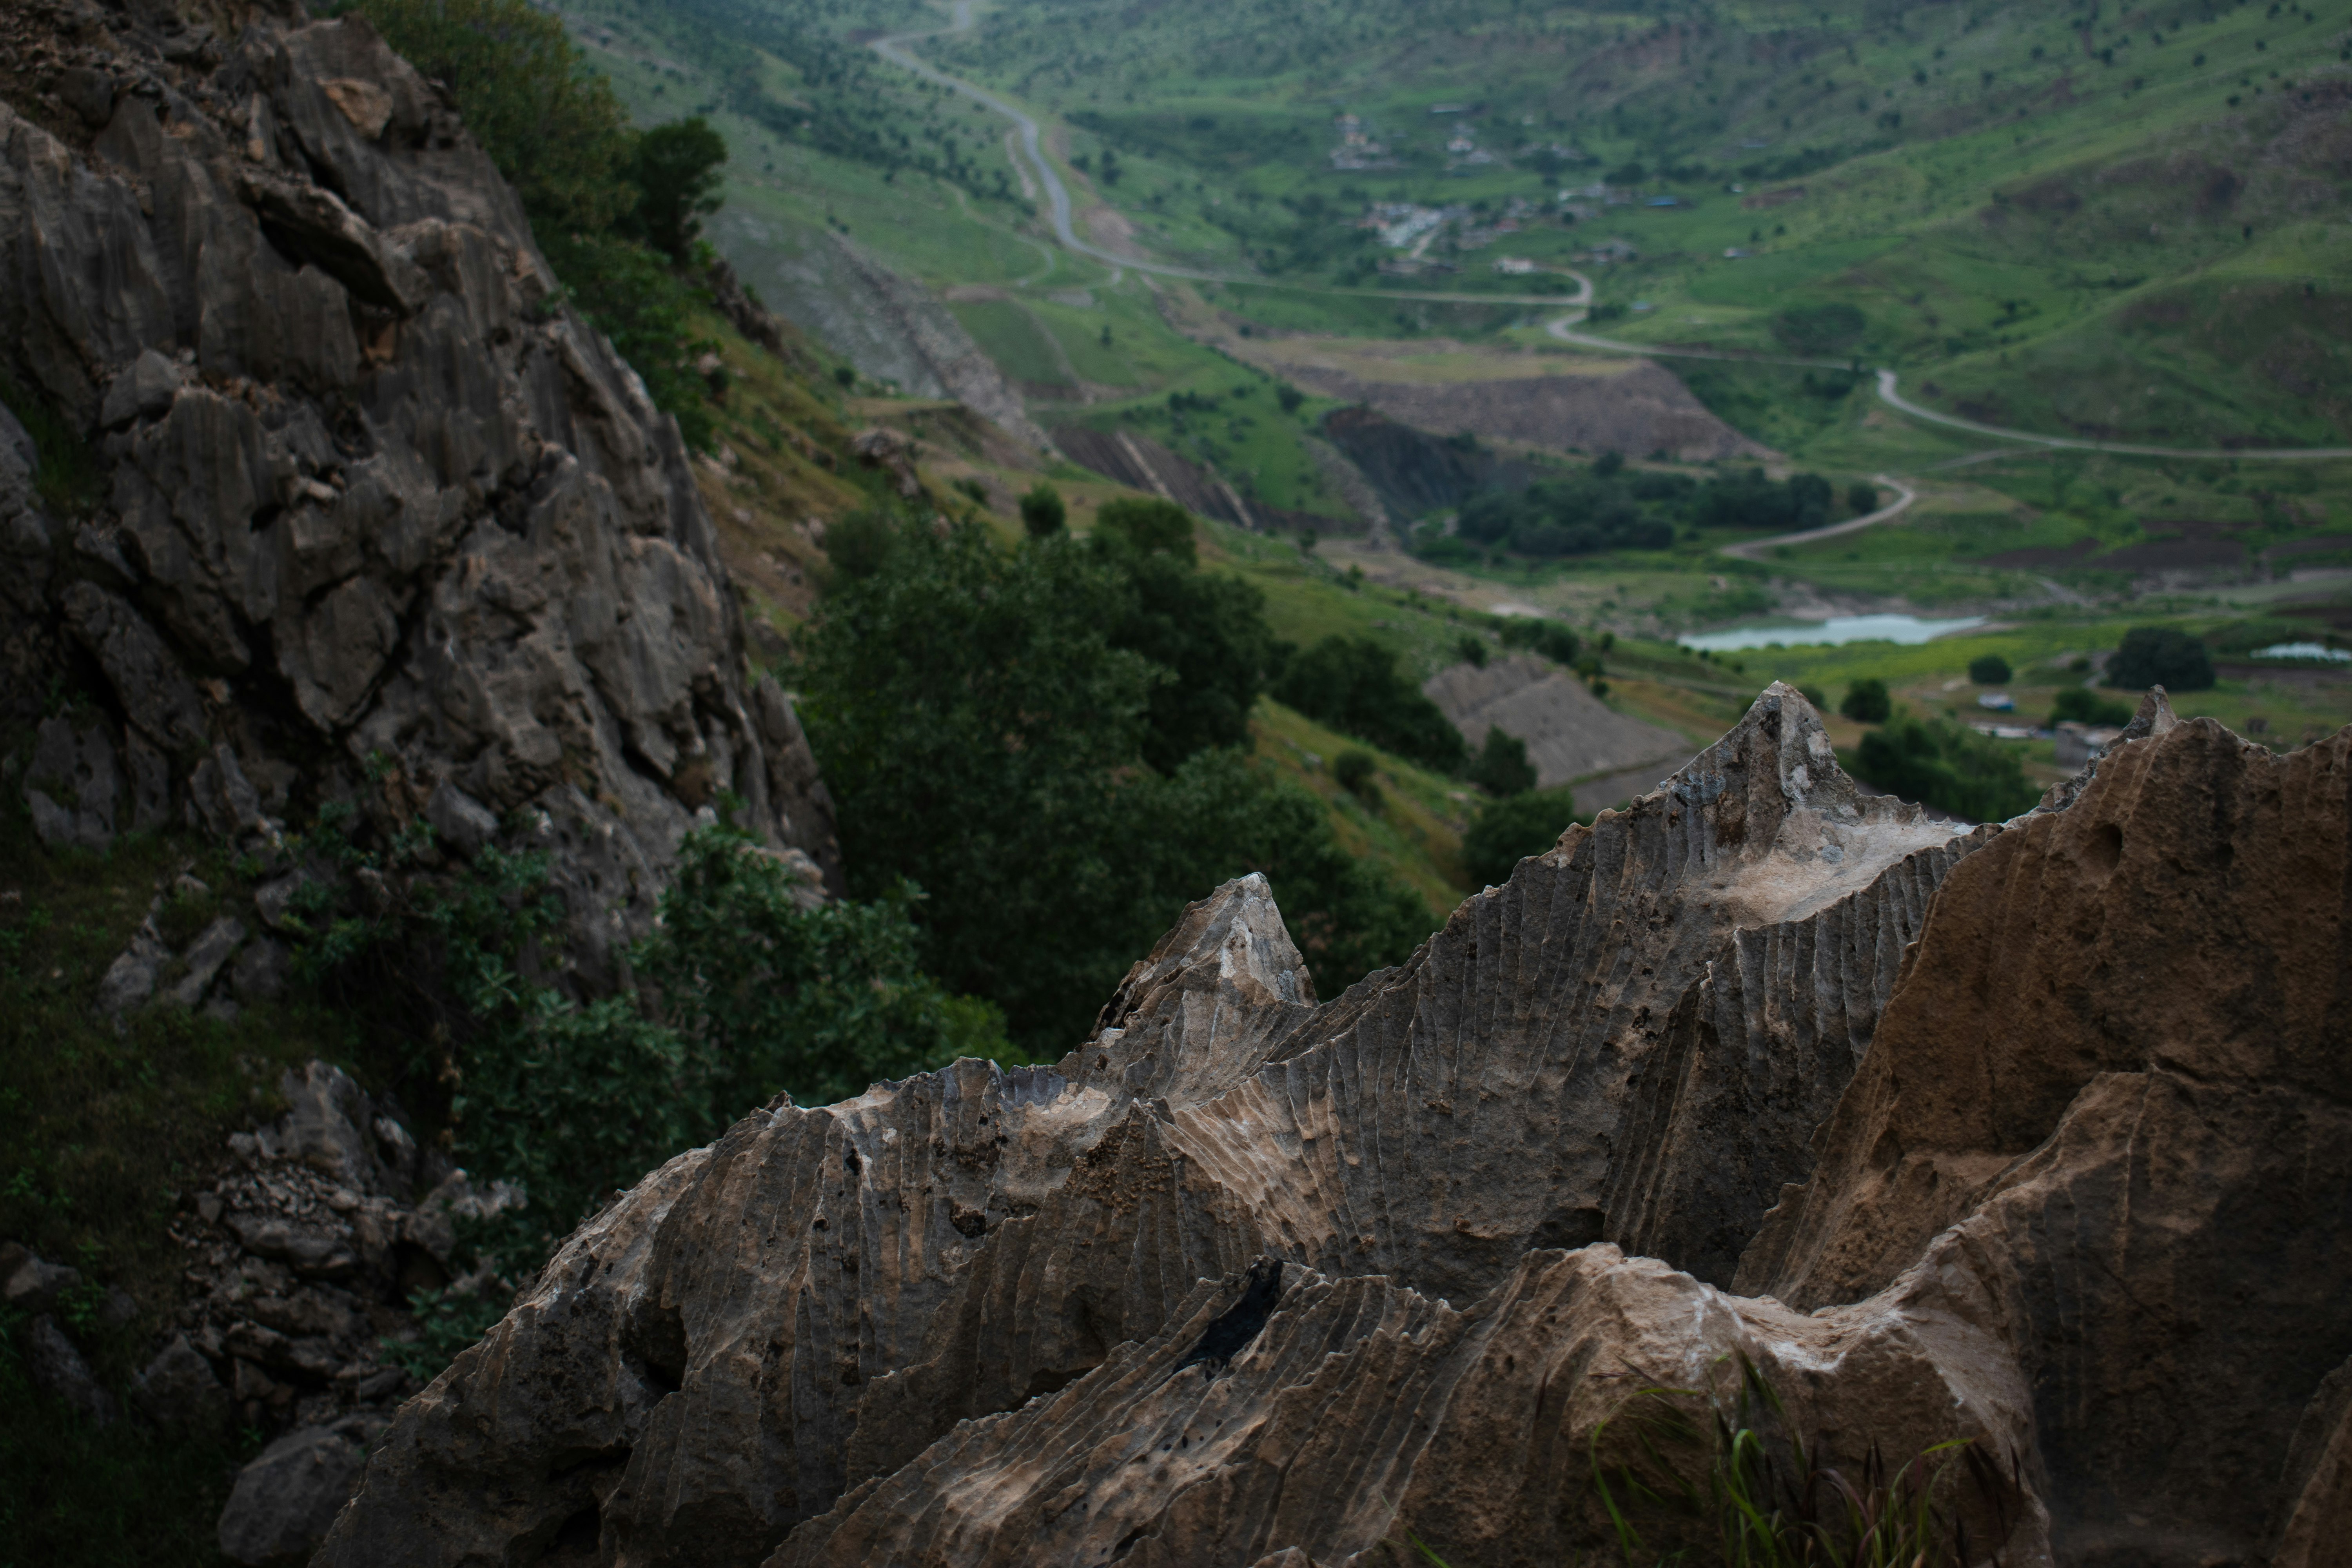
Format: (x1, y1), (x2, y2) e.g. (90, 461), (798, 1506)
(326, 686), (2040, 1564)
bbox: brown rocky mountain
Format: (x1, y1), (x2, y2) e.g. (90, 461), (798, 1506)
(314, 683), (2349, 1566)
(1, 0), (838, 996)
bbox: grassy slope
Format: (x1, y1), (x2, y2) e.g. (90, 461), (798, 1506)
(918, 0), (2349, 446)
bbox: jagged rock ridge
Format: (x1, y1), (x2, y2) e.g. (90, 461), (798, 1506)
(320, 684), (2156, 1564)
(0, 0), (838, 988)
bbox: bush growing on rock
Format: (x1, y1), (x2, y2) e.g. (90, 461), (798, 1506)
(353, 0), (726, 447)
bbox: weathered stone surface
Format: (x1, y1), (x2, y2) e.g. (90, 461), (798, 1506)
(133, 1331), (236, 1437)
(1, 1244), (82, 1314)
(218, 1424), (370, 1568)
(1735, 697), (2352, 1564)
(316, 689), (2352, 1566)
(22, 712), (122, 852)
(0, 0), (834, 968)
(321, 688), (2014, 1564)
(24, 1314), (118, 1427)
(163, 914), (247, 1008)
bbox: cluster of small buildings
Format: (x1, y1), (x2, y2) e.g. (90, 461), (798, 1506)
(1970, 691), (2127, 764)
(1328, 114), (1397, 172)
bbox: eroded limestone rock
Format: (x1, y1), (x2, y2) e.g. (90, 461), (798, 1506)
(0, 0), (836, 965)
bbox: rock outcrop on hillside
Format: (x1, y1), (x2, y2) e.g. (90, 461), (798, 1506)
(1422, 651), (1692, 793)
(327, 682), (2352, 1566)
(0, 0), (839, 979)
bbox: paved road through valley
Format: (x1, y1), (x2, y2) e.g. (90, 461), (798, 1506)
(873, 8), (2352, 467)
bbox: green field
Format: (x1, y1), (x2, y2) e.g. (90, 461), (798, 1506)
(555, 0), (2352, 765)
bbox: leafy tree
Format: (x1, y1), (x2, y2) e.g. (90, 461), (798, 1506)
(637, 833), (1004, 1112)
(1020, 482), (1067, 537)
(2050, 688), (2135, 728)
(2106, 627), (2214, 691)
(1457, 635), (1490, 669)
(1276, 384), (1306, 414)
(795, 519), (1155, 1046)
(1967, 654), (2013, 685)
(1847, 481), (1879, 515)
(1273, 635), (1466, 773)
(354, 0), (728, 448)
(1092, 501), (1282, 772)
(1468, 727), (1537, 798)
(1499, 618), (1581, 666)
(1798, 684), (1829, 712)
(632, 116), (730, 262)
(1140, 750), (1432, 1000)
(795, 519), (1432, 1048)
(1463, 787), (1587, 887)
(1856, 716), (2039, 824)
(1840, 678), (1892, 724)
(355, 0), (638, 233)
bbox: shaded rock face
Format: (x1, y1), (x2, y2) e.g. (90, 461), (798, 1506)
(323, 686), (2041, 1564)
(0, 0), (839, 965)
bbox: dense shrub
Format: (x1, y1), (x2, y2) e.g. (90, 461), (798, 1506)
(2050, 688), (2136, 727)
(1450, 463), (1676, 559)
(1462, 787), (1587, 887)
(1693, 468), (1835, 532)
(1020, 483), (1067, 537)
(1467, 728), (1537, 798)
(1856, 716), (2040, 824)
(2106, 627), (2214, 691)
(352, 0), (726, 447)
(1499, 618), (1582, 666)
(798, 517), (1434, 1048)
(1272, 636), (1468, 773)
(1332, 748), (1377, 796)
(1840, 678), (1892, 724)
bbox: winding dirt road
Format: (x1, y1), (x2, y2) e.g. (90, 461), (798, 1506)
(871, 8), (2352, 476)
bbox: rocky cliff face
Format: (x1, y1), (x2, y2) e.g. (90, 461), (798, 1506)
(312, 683), (2352, 1566)
(0, 0), (838, 982)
